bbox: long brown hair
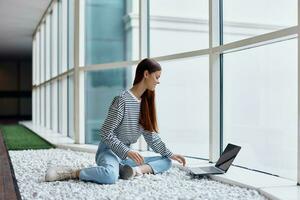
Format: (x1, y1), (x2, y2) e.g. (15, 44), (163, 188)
(133, 58), (161, 133)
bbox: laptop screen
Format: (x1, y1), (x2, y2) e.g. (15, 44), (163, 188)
(215, 143), (241, 172)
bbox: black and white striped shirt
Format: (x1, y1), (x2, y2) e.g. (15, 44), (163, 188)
(100, 90), (173, 160)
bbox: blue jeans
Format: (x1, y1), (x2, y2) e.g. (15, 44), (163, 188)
(79, 142), (172, 184)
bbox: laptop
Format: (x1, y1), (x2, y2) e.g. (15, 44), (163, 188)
(189, 143), (241, 177)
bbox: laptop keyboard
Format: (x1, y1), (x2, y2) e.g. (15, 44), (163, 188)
(191, 166), (223, 174)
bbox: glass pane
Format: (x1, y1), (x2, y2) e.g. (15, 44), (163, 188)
(40, 23), (45, 83)
(155, 57), (209, 158)
(45, 83), (51, 129)
(51, 80), (58, 131)
(37, 87), (41, 125)
(41, 86), (45, 126)
(85, 0), (139, 65)
(223, 39), (297, 180)
(45, 14), (51, 81)
(85, 67), (131, 144)
(223, 0), (297, 44)
(68, 0), (74, 69)
(58, 0), (63, 73)
(68, 75), (74, 138)
(58, 80), (63, 133)
(60, 78), (68, 134)
(36, 31), (41, 84)
(32, 89), (36, 124)
(150, 0), (209, 57)
(51, 2), (59, 78)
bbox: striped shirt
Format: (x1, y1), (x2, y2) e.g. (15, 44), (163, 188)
(100, 90), (173, 160)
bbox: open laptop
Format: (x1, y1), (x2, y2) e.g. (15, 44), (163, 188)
(189, 143), (241, 177)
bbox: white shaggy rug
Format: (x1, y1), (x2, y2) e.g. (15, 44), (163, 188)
(9, 149), (269, 200)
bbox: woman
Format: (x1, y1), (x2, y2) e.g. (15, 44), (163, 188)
(45, 58), (186, 184)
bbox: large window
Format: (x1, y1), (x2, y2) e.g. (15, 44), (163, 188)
(223, 39), (297, 180)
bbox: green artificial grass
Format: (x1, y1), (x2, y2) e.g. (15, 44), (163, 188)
(0, 124), (55, 150)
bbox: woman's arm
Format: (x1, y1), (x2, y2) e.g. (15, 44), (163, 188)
(170, 154), (186, 166)
(142, 128), (186, 166)
(100, 96), (130, 159)
(142, 128), (173, 158)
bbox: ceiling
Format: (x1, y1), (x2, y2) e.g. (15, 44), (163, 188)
(0, 0), (51, 58)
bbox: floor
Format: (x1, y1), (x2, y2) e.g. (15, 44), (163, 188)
(9, 148), (269, 200)
(0, 130), (21, 200)
(20, 121), (300, 200)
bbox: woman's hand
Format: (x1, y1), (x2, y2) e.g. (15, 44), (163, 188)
(170, 154), (186, 166)
(127, 151), (144, 165)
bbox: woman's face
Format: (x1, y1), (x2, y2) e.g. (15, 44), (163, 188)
(145, 70), (161, 91)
